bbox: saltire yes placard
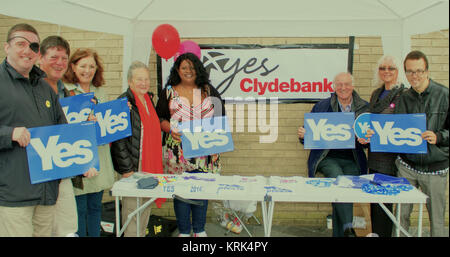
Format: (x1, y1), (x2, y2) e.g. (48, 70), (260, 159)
(26, 122), (99, 184)
(354, 113), (427, 154)
(59, 92), (95, 124)
(178, 116), (234, 159)
(93, 97), (131, 145)
(304, 112), (355, 149)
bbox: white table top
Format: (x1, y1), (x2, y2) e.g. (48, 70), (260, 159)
(111, 173), (427, 204)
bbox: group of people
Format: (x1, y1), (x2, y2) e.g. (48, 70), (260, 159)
(298, 52), (448, 237)
(0, 23), (223, 237)
(0, 22), (447, 238)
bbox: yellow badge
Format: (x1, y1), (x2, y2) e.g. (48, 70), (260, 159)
(45, 100), (51, 108)
(154, 225), (162, 235)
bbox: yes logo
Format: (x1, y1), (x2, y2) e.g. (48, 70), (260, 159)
(178, 116), (234, 159)
(30, 136), (93, 170)
(182, 127), (229, 150)
(304, 112), (355, 149)
(93, 98), (131, 145)
(355, 113), (427, 154)
(59, 93), (95, 124)
(26, 122), (99, 184)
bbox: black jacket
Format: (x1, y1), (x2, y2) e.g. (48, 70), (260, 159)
(395, 79), (449, 173)
(0, 59), (67, 207)
(110, 88), (155, 175)
(367, 84), (407, 175)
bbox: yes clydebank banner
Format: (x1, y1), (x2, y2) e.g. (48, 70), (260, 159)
(159, 45), (350, 101)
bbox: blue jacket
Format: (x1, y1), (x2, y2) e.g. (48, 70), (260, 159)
(300, 92), (369, 177)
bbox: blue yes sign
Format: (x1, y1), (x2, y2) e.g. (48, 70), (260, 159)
(59, 92), (95, 124)
(93, 98), (131, 145)
(354, 113), (426, 154)
(178, 116), (234, 159)
(26, 122), (99, 184)
(304, 112), (355, 149)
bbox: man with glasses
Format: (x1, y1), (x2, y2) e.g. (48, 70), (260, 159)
(298, 72), (369, 237)
(0, 23), (67, 236)
(395, 50), (449, 237)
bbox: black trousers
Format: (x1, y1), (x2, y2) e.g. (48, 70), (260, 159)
(369, 169), (394, 237)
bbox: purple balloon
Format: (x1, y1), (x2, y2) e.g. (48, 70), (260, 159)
(174, 40), (201, 61)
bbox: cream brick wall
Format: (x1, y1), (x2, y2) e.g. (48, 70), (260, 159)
(1, 13), (448, 229)
(0, 14), (124, 101)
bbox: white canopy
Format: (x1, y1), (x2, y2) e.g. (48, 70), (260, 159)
(1, 0), (448, 87)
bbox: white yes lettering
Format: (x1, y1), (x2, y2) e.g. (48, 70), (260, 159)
(62, 106), (92, 124)
(371, 121), (422, 146)
(30, 135), (93, 170)
(95, 109), (129, 137)
(182, 126), (229, 150)
(306, 118), (351, 141)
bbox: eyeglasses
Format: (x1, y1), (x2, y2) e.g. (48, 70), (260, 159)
(379, 66), (397, 71)
(7, 36), (40, 53)
(334, 82), (353, 88)
(405, 69), (427, 76)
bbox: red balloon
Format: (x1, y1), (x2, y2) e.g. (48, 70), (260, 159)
(152, 24), (180, 60)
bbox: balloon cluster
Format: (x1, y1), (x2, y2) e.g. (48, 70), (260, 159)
(151, 24), (201, 61)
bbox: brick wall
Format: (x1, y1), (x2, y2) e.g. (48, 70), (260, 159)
(1, 13), (448, 228)
(0, 14), (124, 101)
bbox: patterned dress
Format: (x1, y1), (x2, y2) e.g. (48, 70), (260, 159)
(162, 86), (221, 174)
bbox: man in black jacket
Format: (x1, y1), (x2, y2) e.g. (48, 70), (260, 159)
(0, 24), (67, 236)
(395, 50), (449, 237)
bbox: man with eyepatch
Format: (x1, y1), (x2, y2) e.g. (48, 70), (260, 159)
(394, 50), (449, 237)
(0, 23), (67, 236)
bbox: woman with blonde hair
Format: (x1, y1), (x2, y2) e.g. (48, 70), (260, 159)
(359, 54), (407, 237)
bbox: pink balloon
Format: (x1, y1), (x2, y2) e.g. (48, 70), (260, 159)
(174, 40), (201, 61)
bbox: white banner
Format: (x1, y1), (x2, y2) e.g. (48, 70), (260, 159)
(160, 46), (350, 101)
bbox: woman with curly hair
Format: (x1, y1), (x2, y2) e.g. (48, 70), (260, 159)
(156, 53), (225, 237)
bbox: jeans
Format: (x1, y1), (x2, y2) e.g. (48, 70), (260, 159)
(173, 169), (209, 234)
(173, 198), (208, 234)
(395, 159), (448, 237)
(75, 191), (104, 237)
(317, 156), (360, 237)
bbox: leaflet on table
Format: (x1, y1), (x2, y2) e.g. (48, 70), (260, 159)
(216, 175), (267, 197)
(59, 92), (95, 124)
(26, 122), (99, 184)
(303, 112), (355, 149)
(178, 116), (234, 158)
(354, 113), (427, 154)
(266, 176), (306, 195)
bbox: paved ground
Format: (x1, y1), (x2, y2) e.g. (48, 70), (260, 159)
(172, 222), (449, 237)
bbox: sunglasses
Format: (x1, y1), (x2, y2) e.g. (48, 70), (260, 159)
(7, 36), (40, 53)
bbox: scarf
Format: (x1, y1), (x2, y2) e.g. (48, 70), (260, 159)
(131, 89), (165, 208)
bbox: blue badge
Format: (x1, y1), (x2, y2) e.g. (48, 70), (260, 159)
(353, 112), (371, 140)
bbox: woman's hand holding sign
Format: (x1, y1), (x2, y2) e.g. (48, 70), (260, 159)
(83, 167), (99, 178)
(170, 127), (182, 142)
(357, 129), (374, 145)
